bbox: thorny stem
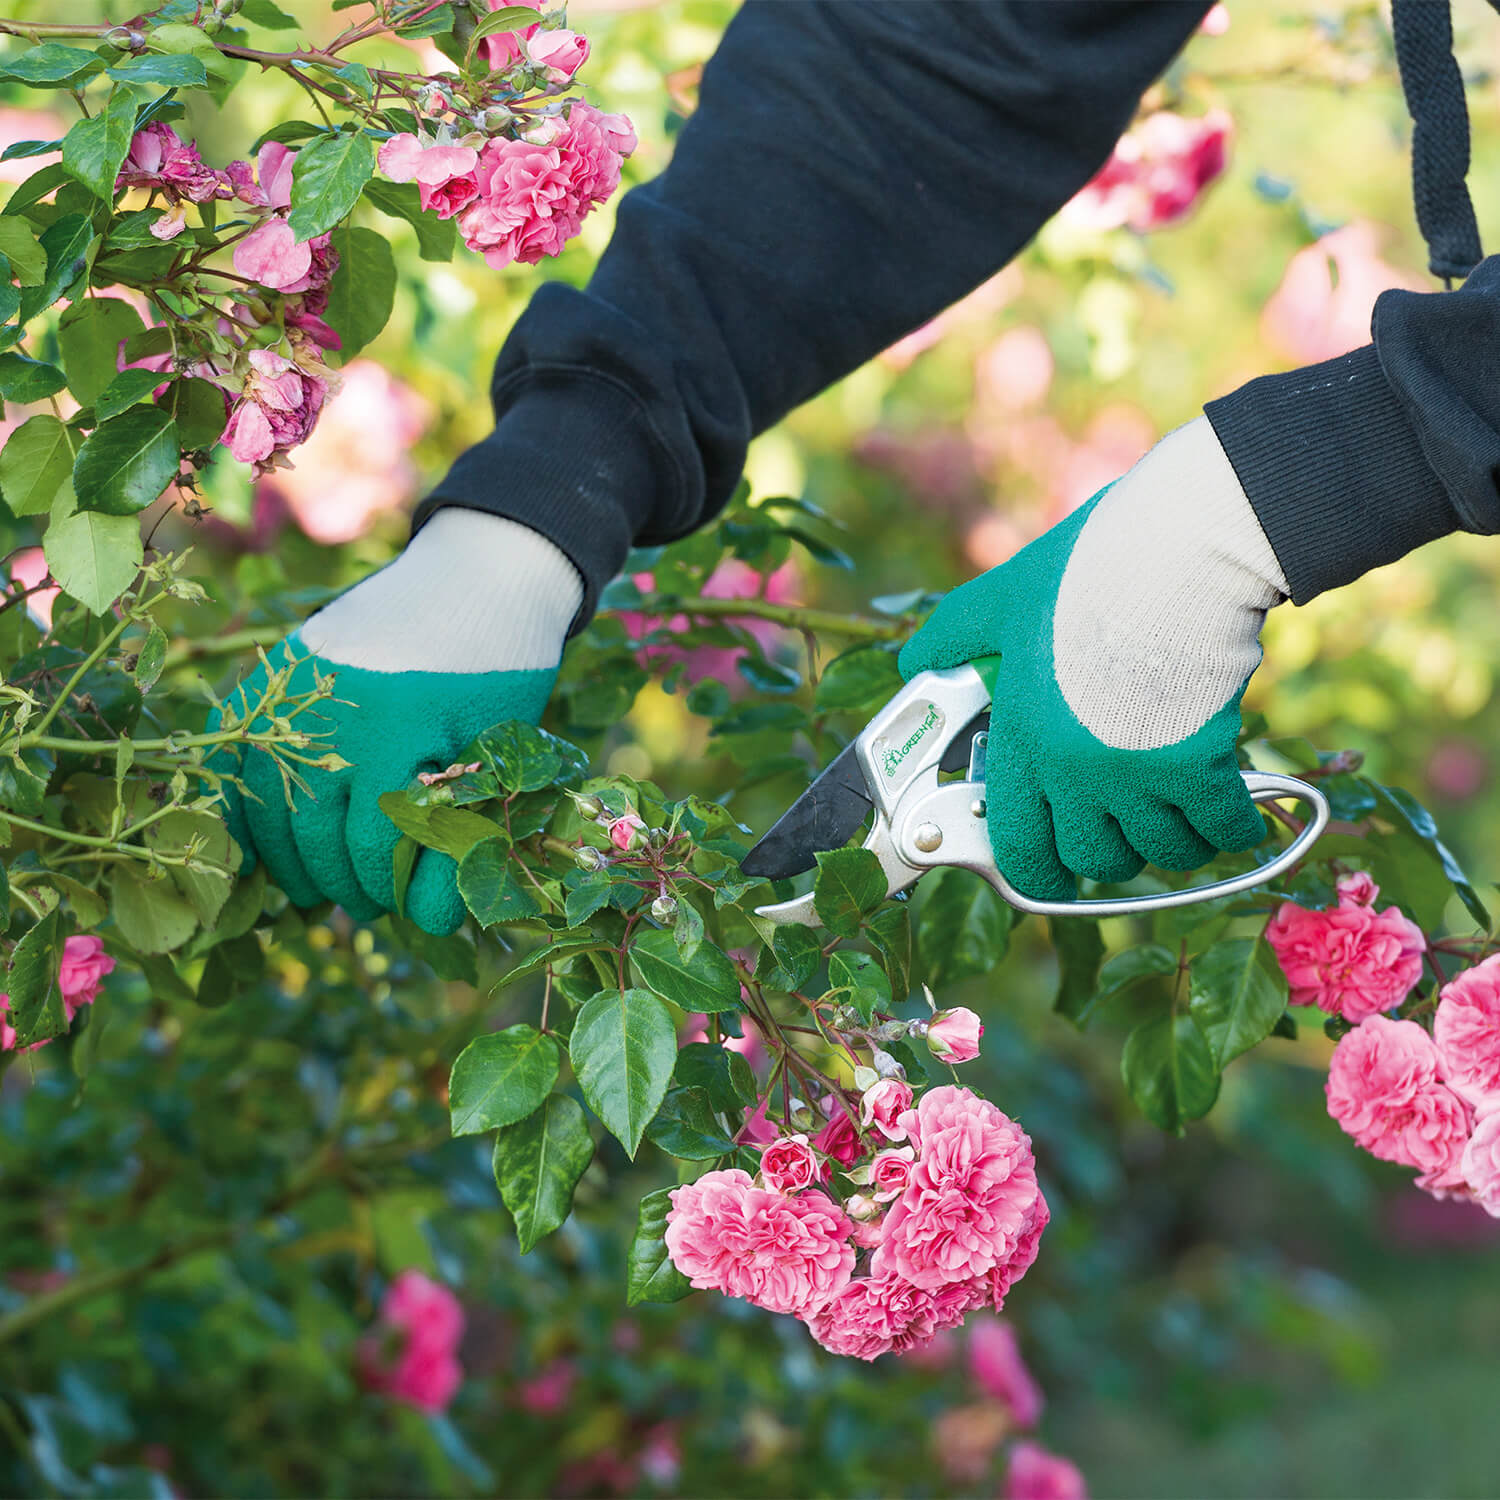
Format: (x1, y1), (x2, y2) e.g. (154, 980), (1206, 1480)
(612, 593), (912, 642)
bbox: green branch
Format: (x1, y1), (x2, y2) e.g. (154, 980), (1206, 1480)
(611, 594), (912, 642)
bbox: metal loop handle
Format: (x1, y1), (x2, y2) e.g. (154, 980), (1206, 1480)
(982, 770), (1330, 917)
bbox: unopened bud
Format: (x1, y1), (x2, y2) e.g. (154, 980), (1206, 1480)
(787, 1097), (815, 1131)
(648, 826), (670, 849)
(845, 1193), (882, 1223)
(871, 1047), (906, 1081)
(215, 0), (244, 14)
(852, 1065), (879, 1093)
(479, 105), (515, 132)
(650, 893), (678, 923)
(571, 792), (603, 819)
(831, 1004), (861, 1033)
(575, 845), (606, 873)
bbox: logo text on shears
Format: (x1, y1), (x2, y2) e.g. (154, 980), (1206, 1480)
(881, 703), (941, 780)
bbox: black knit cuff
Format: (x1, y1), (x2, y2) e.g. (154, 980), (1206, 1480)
(1204, 344), (1463, 605)
(412, 372), (673, 634)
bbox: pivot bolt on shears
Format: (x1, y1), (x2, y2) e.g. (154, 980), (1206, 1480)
(740, 655), (1329, 926)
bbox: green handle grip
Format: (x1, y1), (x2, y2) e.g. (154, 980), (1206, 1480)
(971, 652), (1004, 703)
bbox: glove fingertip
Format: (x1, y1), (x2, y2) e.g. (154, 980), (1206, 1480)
(406, 852), (466, 937)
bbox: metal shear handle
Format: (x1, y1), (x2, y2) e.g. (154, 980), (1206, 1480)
(903, 769), (1330, 917)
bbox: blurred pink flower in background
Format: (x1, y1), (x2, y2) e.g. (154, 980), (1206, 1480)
(1383, 1183), (1500, 1247)
(1200, 2), (1231, 34)
(257, 360), (430, 543)
(1048, 406), (1155, 524)
(10, 547), (57, 631)
(518, 1358), (576, 1415)
(1424, 737), (1488, 803)
(1005, 1440), (1089, 1500)
(968, 1318), (1043, 1428)
(0, 106), (64, 182)
(1260, 222), (1424, 365)
(853, 427), (984, 510)
(932, 1401), (1013, 1484)
(637, 1424), (681, 1488)
(880, 266), (1023, 370)
(358, 1269), (464, 1414)
(1062, 109), (1231, 234)
(623, 557), (799, 690)
(974, 327), (1054, 413)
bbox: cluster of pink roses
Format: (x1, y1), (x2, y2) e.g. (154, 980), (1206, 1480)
(357, 1269), (465, 1413)
(0, 935), (114, 1053)
(376, 98), (635, 270)
(115, 122), (235, 241)
(1266, 872), (1426, 1022)
(1062, 108), (1231, 235)
(1326, 952), (1500, 1214)
(666, 1081), (1047, 1363)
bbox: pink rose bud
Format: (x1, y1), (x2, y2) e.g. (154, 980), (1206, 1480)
(58, 935), (115, 1020)
(845, 1192), (882, 1222)
(860, 1077), (914, 1141)
(869, 1146), (915, 1202)
(608, 810), (645, 851)
(526, 27), (590, 84)
(759, 1133), (817, 1194)
(1336, 871), (1378, 908)
(926, 1007), (983, 1063)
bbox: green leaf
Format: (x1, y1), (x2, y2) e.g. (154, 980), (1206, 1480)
(60, 89), (137, 201)
(163, 377), (228, 449)
(814, 647), (903, 714)
(44, 509), (142, 614)
(376, 791), (498, 860)
(449, 1023), (560, 1135)
(468, 4), (546, 50)
(0, 351), (66, 403)
(72, 407), (179, 516)
(916, 868), (1014, 988)
(26, 214), (96, 320)
(1372, 783), (1491, 927)
(812, 846), (887, 938)
(570, 987), (677, 1157)
(7, 907), (64, 1049)
(361, 178), (457, 263)
(0, 217), (46, 285)
(0, 862), (10, 929)
(0, 44), (104, 86)
(240, 0), (301, 28)
(645, 1085), (738, 1159)
(758, 923), (820, 992)
(630, 927), (741, 1013)
(150, 810), (235, 928)
(145, 25), (236, 84)
(323, 225), (395, 359)
(475, 720), (564, 793)
(496, 935), (610, 991)
(626, 1186), (692, 1306)
(865, 902), (911, 999)
(1051, 915), (1106, 1024)
(106, 53), (208, 86)
(58, 297), (146, 406)
(107, 863), (199, 954)
(395, 3), (454, 37)
(95, 368), (169, 424)
(1121, 1012), (1220, 1134)
(287, 131), (374, 243)
(493, 1092), (595, 1253)
(1188, 937), (1287, 1069)
(673, 1041), (756, 1113)
(827, 949), (890, 1024)
(1090, 944), (1178, 1016)
(457, 837), (540, 926)
(0, 414), (76, 517)
(673, 894), (705, 958)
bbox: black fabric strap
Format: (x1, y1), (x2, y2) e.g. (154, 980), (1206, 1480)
(1391, 0), (1489, 282)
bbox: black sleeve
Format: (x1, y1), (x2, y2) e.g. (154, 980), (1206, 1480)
(1207, 257), (1500, 606)
(415, 0), (1211, 625)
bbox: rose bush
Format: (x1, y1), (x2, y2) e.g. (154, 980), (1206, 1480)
(0, 3), (1498, 1496)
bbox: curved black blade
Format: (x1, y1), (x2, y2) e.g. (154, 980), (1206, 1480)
(740, 742), (874, 879)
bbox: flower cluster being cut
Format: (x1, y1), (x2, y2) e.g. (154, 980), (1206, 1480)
(666, 1083), (1047, 1362)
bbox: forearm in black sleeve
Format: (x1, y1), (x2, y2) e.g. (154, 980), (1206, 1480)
(1207, 257), (1500, 606)
(417, 0), (1211, 624)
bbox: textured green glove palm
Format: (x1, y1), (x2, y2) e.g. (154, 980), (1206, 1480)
(897, 485), (1268, 903)
(214, 635), (556, 936)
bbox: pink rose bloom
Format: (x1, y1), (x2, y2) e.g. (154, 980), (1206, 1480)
(1062, 108), (1230, 234)
(927, 1007), (983, 1063)
(812, 1099), (864, 1173)
(874, 1087), (1040, 1291)
(0, 994), (37, 1053)
(361, 1269), (464, 1414)
(479, 0), (541, 70)
(221, 348), (331, 476)
(1265, 876), (1425, 1022)
(1434, 954), (1500, 1115)
(517, 1358), (575, 1415)
(736, 1095), (780, 1148)
(760, 1133), (817, 1194)
(527, 27), (590, 84)
(1006, 1441), (1089, 1500)
(58, 936), (114, 1020)
(665, 1168), (854, 1317)
(969, 1319), (1044, 1428)
(861, 1078), (914, 1141)
(607, 810), (645, 851)
(869, 1147), (915, 1203)
(234, 218), (311, 291)
(231, 140), (297, 210)
(377, 135), (481, 220)
(1461, 1111), (1500, 1216)
(115, 123), (232, 238)
(804, 1274), (947, 1361)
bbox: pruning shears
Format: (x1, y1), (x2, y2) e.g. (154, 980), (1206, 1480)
(740, 655), (1330, 926)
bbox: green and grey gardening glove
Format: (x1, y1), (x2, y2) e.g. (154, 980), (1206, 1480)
(213, 509), (582, 936)
(898, 416), (1288, 903)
